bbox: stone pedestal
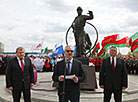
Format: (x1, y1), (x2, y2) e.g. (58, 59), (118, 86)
(80, 65), (97, 89)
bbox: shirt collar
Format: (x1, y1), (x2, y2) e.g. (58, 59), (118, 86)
(110, 56), (116, 60)
(70, 58), (73, 63)
(17, 56), (24, 60)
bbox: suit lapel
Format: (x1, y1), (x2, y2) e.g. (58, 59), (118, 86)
(108, 57), (113, 71)
(24, 58), (27, 72)
(70, 59), (75, 74)
(114, 58), (118, 70)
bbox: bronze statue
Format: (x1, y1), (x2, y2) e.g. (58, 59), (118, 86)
(71, 7), (94, 57)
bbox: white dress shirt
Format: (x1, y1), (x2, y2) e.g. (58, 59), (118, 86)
(17, 56), (25, 69)
(110, 56), (116, 68)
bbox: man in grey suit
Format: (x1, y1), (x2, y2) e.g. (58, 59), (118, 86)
(6, 47), (35, 102)
(52, 45), (85, 102)
(99, 46), (128, 102)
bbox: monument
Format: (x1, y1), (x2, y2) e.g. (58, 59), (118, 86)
(66, 7), (98, 89)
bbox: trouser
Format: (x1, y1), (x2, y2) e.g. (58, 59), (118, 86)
(59, 90), (80, 102)
(104, 87), (122, 102)
(12, 82), (31, 102)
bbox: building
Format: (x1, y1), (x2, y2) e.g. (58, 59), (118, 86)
(0, 42), (4, 54)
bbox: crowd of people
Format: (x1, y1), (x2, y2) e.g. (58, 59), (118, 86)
(89, 55), (138, 75)
(0, 54), (138, 75)
(0, 54), (65, 74)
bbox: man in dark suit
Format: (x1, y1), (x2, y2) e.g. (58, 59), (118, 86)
(6, 47), (35, 102)
(52, 45), (85, 102)
(99, 46), (128, 102)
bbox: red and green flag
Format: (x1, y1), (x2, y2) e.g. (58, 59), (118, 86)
(131, 38), (138, 47)
(131, 45), (138, 52)
(97, 48), (106, 58)
(31, 43), (42, 50)
(129, 32), (138, 41)
(102, 34), (118, 49)
(92, 42), (100, 56)
(117, 37), (128, 47)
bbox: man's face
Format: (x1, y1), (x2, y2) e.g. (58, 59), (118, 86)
(110, 47), (117, 57)
(16, 48), (25, 59)
(64, 46), (74, 59)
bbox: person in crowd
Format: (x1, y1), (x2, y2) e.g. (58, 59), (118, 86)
(44, 57), (51, 72)
(99, 46), (128, 102)
(6, 47), (35, 102)
(0, 54), (4, 74)
(33, 56), (43, 72)
(52, 45), (85, 102)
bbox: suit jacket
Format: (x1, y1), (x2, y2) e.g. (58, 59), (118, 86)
(6, 57), (35, 90)
(52, 59), (85, 97)
(99, 57), (128, 90)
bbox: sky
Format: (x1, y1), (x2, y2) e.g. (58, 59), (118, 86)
(0, 0), (138, 54)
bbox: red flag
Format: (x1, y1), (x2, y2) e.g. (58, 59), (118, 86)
(117, 37), (128, 47)
(129, 38), (132, 46)
(131, 38), (138, 47)
(131, 45), (138, 52)
(92, 42), (100, 56)
(102, 34), (118, 48)
(97, 48), (106, 57)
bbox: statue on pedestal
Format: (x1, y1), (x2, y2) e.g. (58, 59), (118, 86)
(71, 7), (94, 57)
(66, 6), (98, 58)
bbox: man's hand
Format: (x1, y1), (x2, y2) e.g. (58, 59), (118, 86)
(100, 85), (104, 89)
(59, 75), (64, 82)
(72, 76), (78, 83)
(122, 87), (127, 90)
(30, 83), (34, 88)
(88, 10), (93, 14)
(8, 87), (13, 90)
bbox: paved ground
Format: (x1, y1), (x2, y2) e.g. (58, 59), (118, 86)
(0, 72), (138, 102)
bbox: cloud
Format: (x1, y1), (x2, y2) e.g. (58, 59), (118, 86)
(35, 0), (74, 13)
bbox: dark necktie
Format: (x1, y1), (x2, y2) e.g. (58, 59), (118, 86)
(112, 57), (114, 70)
(20, 59), (24, 72)
(67, 62), (71, 74)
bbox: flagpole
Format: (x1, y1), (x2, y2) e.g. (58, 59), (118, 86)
(41, 38), (44, 56)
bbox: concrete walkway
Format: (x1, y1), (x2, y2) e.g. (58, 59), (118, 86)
(1, 72), (138, 102)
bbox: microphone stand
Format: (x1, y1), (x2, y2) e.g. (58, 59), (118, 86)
(61, 59), (68, 102)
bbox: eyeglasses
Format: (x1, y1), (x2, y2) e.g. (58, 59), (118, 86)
(66, 50), (74, 53)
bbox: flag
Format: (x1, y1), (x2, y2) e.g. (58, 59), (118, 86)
(131, 45), (138, 52)
(130, 38), (138, 52)
(129, 38), (132, 47)
(117, 37), (128, 47)
(129, 32), (138, 41)
(31, 43), (42, 50)
(97, 48), (106, 58)
(92, 42), (100, 56)
(44, 47), (48, 54)
(73, 46), (76, 56)
(102, 34), (118, 49)
(131, 38), (138, 47)
(51, 45), (64, 57)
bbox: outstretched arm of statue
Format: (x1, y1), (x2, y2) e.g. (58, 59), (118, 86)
(86, 10), (94, 20)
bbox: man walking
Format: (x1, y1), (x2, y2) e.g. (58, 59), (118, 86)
(99, 46), (128, 102)
(52, 45), (85, 102)
(6, 47), (35, 102)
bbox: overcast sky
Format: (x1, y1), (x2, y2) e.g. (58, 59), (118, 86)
(0, 0), (138, 53)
